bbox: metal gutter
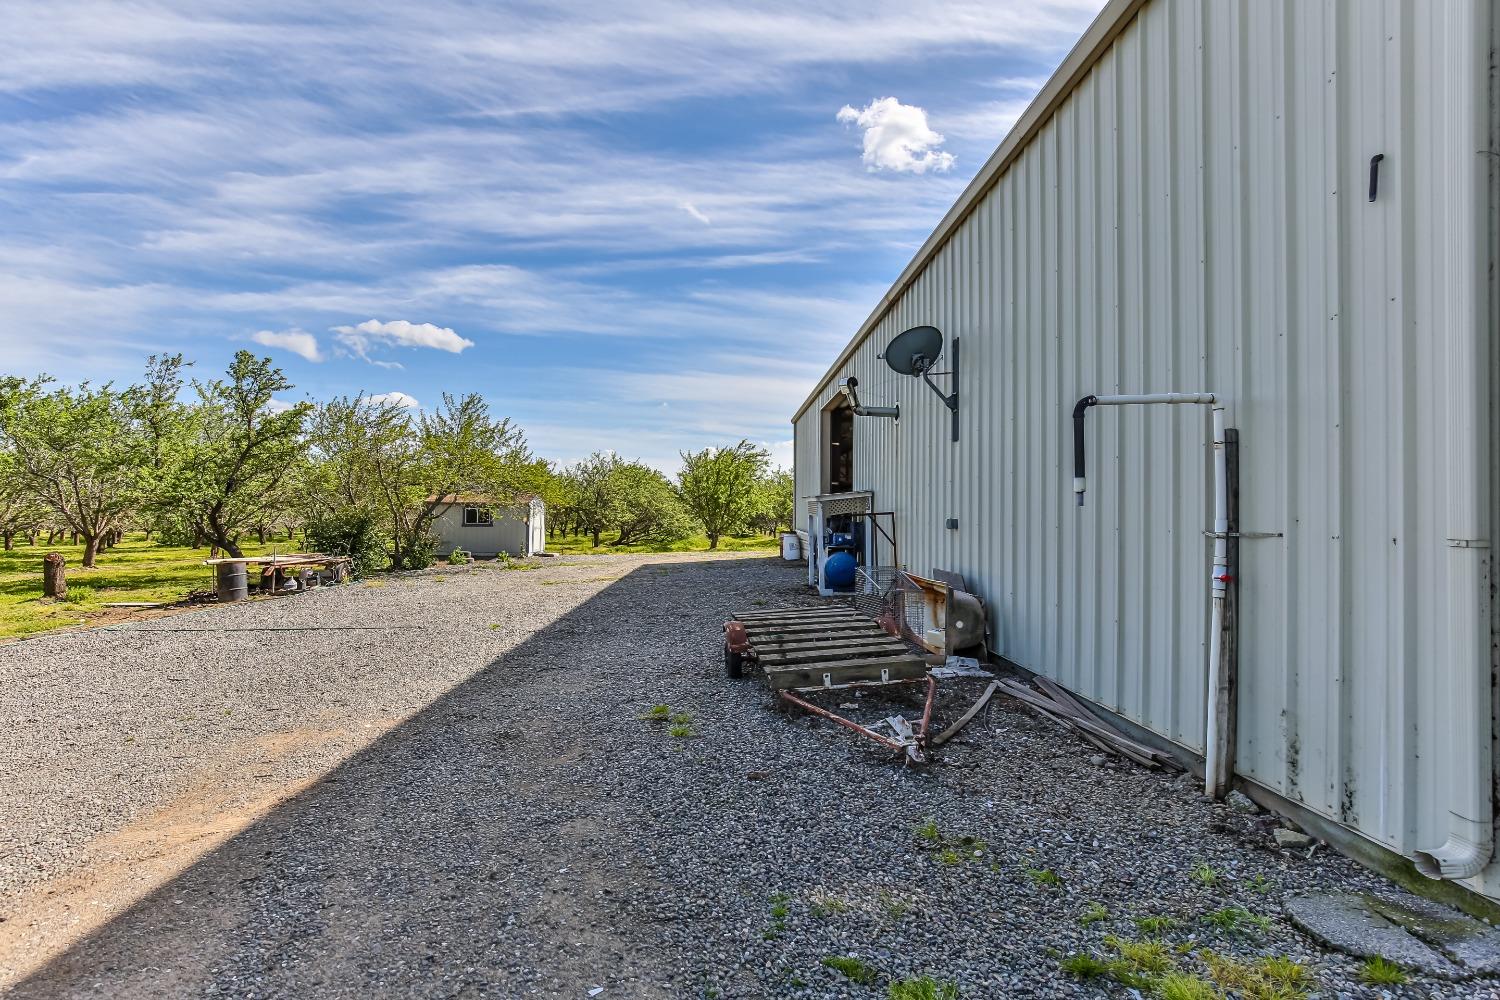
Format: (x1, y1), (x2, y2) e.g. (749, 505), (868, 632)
(792, 0), (1151, 423)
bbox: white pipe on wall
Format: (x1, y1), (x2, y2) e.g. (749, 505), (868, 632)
(1073, 393), (1230, 794)
(1413, 0), (1493, 882)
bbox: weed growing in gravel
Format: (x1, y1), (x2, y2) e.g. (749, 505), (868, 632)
(1203, 907), (1270, 934)
(1199, 950), (1311, 998)
(364, 579), (386, 587)
(887, 975), (959, 1000)
(1155, 971), (1221, 1000)
(1257, 955), (1312, 990)
(1357, 955), (1407, 985)
(1134, 915), (1180, 935)
(669, 710), (692, 724)
(763, 894), (791, 939)
(878, 891), (911, 921)
(915, 817), (942, 844)
(808, 894), (850, 918)
(640, 704), (672, 721)
(1058, 954), (1114, 979)
(1079, 902), (1110, 925)
(448, 548), (470, 565)
(1245, 873), (1274, 894)
(1023, 865), (1063, 888)
(1105, 936), (1173, 976)
(669, 723), (693, 739)
(821, 956), (878, 986)
(936, 849), (963, 866)
(1191, 863), (1220, 887)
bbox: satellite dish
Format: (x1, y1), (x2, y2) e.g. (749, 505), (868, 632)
(883, 325), (944, 376)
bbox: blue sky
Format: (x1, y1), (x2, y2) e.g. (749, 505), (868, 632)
(1, 0), (1104, 472)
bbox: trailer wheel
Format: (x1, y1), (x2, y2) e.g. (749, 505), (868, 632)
(724, 643), (745, 679)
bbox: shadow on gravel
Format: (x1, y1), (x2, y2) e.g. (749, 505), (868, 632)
(11, 555), (798, 1000)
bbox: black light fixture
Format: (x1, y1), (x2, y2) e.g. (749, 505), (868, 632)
(881, 325), (959, 442)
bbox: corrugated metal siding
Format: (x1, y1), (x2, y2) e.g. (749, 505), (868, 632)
(794, 0), (1494, 888)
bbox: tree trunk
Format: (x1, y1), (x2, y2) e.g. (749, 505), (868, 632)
(27, 528), (37, 545)
(257, 526), (267, 544)
(43, 552), (66, 598)
(591, 529), (601, 548)
(3, 531), (12, 550)
(708, 531), (720, 550)
(81, 535), (100, 568)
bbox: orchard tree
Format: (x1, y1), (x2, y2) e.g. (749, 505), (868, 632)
(610, 461), (695, 545)
(177, 352), (311, 557)
(754, 467), (795, 534)
(676, 440), (768, 549)
(567, 452), (623, 547)
(0, 377), (146, 567)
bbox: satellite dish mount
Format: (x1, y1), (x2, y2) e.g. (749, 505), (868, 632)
(881, 325), (959, 442)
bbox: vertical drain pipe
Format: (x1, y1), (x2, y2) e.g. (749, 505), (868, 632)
(1413, 0), (1493, 882)
(1073, 393), (1231, 796)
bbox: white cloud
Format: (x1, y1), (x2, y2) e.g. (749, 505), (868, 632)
(679, 200), (711, 225)
(251, 327), (323, 362)
(368, 390), (420, 409)
(837, 97), (955, 174)
(331, 318), (474, 363)
(263, 397), (298, 414)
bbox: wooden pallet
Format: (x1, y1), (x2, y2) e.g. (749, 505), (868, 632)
(732, 605), (927, 690)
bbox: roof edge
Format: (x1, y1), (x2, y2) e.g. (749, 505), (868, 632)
(792, 0), (1150, 422)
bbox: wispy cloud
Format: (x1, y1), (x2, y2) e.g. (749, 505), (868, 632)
(252, 327), (323, 362)
(368, 390), (421, 409)
(331, 319), (474, 364)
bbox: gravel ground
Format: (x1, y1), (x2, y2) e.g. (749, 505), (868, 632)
(1, 551), (1495, 999)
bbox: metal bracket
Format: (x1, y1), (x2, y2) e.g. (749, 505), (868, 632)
(1447, 538), (1491, 549)
(1204, 531), (1283, 540)
(822, 672), (833, 687)
(919, 336), (960, 442)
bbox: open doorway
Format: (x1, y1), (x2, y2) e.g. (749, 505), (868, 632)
(824, 401), (853, 494)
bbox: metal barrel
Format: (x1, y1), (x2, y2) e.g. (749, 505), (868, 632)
(215, 562), (248, 603)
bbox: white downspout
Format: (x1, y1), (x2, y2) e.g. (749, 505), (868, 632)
(1073, 393), (1228, 794)
(1203, 407), (1230, 798)
(1413, 0), (1493, 881)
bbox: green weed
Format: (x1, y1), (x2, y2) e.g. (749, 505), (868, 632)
(1191, 863), (1220, 887)
(821, 956), (878, 986)
(915, 817), (942, 844)
(1024, 865), (1063, 888)
(639, 704), (671, 721)
(887, 975), (959, 1000)
(1134, 915), (1180, 935)
(1105, 935), (1173, 975)
(1204, 907), (1270, 933)
(1156, 972), (1223, 1000)
(1080, 902), (1110, 926)
(1357, 956), (1407, 986)
(669, 723), (693, 739)
(1058, 954), (1113, 979)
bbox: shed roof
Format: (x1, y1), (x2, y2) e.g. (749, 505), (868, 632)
(427, 492), (538, 506)
(793, 0), (1146, 422)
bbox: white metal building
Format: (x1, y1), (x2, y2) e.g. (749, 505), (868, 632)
(793, 0), (1498, 902)
(429, 493), (546, 559)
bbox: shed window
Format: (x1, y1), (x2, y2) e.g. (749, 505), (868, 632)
(463, 506), (493, 526)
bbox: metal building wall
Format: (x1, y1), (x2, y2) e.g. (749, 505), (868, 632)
(793, 0), (1496, 893)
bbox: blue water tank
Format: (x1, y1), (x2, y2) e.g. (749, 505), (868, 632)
(824, 551), (858, 589)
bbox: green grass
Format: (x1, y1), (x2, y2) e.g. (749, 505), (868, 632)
(1134, 915), (1180, 935)
(668, 723), (693, 738)
(1058, 954), (1114, 980)
(542, 530), (781, 556)
(887, 976), (959, 1000)
(1191, 863), (1221, 887)
(915, 817), (943, 845)
(1079, 902), (1110, 925)
(1156, 972), (1222, 1000)
(821, 956), (878, 986)
(1203, 907), (1270, 934)
(0, 531), (279, 641)
(1356, 956), (1407, 986)
(1023, 865), (1063, 888)
(639, 704), (672, 721)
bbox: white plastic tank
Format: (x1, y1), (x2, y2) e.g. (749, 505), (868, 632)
(780, 532), (801, 561)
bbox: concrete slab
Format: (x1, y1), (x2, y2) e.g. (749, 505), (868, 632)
(1287, 891), (1500, 979)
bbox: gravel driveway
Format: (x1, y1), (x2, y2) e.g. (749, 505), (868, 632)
(0, 552), (1491, 998)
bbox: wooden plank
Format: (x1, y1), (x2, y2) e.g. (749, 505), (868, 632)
(737, 613), (866, 628)
(734, 607), (860, 621)
(753, 635), (906, 655)
(932, 680), (999, 746)
(763, 654), (926, 690)
(759, 644), (912, 667)
(741, 622), (882, 639)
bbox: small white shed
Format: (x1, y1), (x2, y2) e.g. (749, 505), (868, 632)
(428, 493), (545, 559)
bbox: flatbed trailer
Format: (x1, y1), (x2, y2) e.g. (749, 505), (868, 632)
(724, 604), (939, 761)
